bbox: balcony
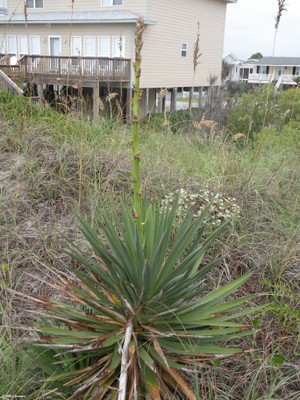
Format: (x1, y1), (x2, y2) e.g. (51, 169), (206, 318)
(0, 55), (131, 86)
(247, 73), (300, 86)
(278, 74), (298, 85)
(248, 73), (274, 84)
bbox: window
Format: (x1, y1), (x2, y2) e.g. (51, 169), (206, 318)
(261, 66), (269, 75)
(278, 67), (284, 76)
(0, 0), (8, 13)
(30, 36), (40, 54)
(26, 0), (43, 8)
(84, 36), (96, 56)
(99, 36), (110, 57)
(84, 37), (96, 57)
(71, 36), (81, 56)
(7, 35), (16, 55)
(181, 43), (188, 57)
(71, 36), (81, 67)
(18, 36), (28, 56)
(101, 0), (123, 6)
(0, 35), (5, 53)
(112, 36), (125, 58)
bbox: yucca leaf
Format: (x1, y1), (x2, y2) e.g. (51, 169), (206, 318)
(160, 365), (197, 400)
(140, 358), (159, 396)
(175, 294), (255, 320)
(148, 346), (183, 369)
(155, 317), (245, 328)
(66, 286), (126, 323)
(40, 328), (103, 338)
(78, 219), (133, 288)
(139, 346), (155, 370)
(147, 229), (169, 289)
(42, 306), (121, 331)
(214, 304), (265, 321)
(160, 327), (250, 336)
(139, 260), (153, 303)
(172, 272), (252, 316)
(65, 246), (119, 293)
(64, 266), (121, 308)
(158, 339), (242, 355)
(108, 348), (121, 371)
(102, 333), (124, 347)
(157, 212), (196, 278)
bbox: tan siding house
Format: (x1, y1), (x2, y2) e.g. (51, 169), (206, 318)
(141, 0), (227, 88)
(0, 0), (237, 118)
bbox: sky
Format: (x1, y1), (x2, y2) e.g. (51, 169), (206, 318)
(223, 0), (300, 60)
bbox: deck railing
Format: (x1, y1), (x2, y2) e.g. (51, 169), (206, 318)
(18, 55), (131, 82)
(248, 73), (274, 83)
(0, 69), (23, 95)
(279, 74), (299, 84)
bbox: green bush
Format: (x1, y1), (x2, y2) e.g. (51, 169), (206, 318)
(226, 86), (300, 137)
(225, 81), (250, 97)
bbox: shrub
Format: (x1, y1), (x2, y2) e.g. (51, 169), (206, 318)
(225, 81), (250, 97)
(226, 86), (278, 136)
(29, 201), (258, 399)
(226, 86), (300, 137)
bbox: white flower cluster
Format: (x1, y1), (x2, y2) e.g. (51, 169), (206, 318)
(161, 188), (241, 226)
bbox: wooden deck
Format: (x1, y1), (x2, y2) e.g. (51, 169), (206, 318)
(1, 55), (131, 87)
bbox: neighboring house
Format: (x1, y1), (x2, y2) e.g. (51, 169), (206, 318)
(238, 59), (257, 81)
(223, 54), (262, 83)
(246, 57), (300, 88)
(224, 55), (300, 88)
(0, 0), (237, 119)
(223, 53), (242, 82)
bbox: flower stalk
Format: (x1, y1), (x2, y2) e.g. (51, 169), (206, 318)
(132, 16), (144, 230)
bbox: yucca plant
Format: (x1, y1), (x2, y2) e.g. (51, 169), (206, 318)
(29, 200), (259, 399)
(25, 16), (259, 400)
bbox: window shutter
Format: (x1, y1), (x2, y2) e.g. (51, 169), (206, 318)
(293, 67), (296, 75)
(256, 66), (260, 73)
(266, 66), (269, 74)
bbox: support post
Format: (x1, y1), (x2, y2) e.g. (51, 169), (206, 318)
(157, 88), (163, 113)
(145, 88), (149, 116)
(171, 88), (177, 112)
(37, 84), (44, 105)
(93, 81), (100, 122)
(198, 86), (203, 110)
(188, 87), (193, 113)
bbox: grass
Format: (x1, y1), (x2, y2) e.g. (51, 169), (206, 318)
(0, 91), (300, 398)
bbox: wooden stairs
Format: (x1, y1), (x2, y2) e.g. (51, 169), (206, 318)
(0, 67), (24, 96)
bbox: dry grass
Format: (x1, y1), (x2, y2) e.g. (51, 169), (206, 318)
(0, 94), (300, 398)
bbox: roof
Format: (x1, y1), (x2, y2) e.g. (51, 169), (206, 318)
(0, 10), (156, 25)
(255, 57), (300, 66)
(223, 53), (242, 64)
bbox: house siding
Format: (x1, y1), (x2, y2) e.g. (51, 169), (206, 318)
(1, 24), (133, 59)
(7, 0), (147, 15)
(140, 0), (226, 88)
(4, 0), (228, 89)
